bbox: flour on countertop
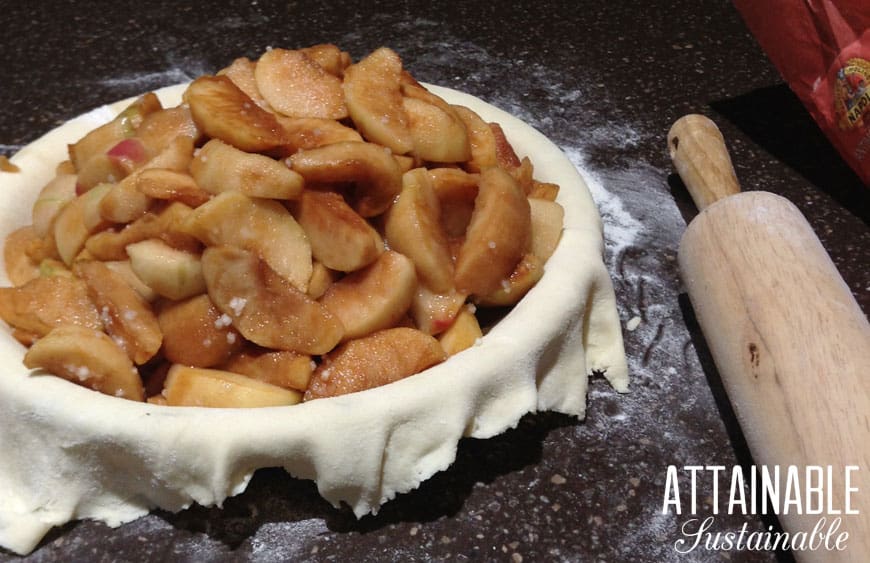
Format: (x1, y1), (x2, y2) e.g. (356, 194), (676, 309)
(100, 69), (201, 90)
(249, 518), (329, 562)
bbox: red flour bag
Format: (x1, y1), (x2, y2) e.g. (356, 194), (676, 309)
(733, 0), (870, 185)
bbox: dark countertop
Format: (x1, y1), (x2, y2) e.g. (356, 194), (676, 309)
(0, 1), (867, 562)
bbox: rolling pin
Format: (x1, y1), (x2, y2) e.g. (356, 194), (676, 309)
(669, 114), (870, 562)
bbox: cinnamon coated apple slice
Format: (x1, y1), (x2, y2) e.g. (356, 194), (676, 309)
(125, 239), (206, 301)
(31, 173), (77, 237)
(454, 167), (530, 296)
(217, 57), (272, 110)
(181, 191), (312, 292)
(476, 253), (544, 307)
(52, 183), (112, 265)
(451, 105), (498, 172)
(135, 168), (211, 208)
(438, 306), (483, 356)
(384, 168), (455, 293)
(255, 48), (348, 120)
(288, 141), (402, 217)
(68, 93), (161, 171)
(98, 135), (195, 224)
(319, 250), (417, 341)
(3, 227), (42, 287)
(201, 245), (343, 355)
(299, 43), (350, 77)
(293, 190), (383, 272)
(304, 327), (446, 400)
(409, 284), (467, 335)
(342, 47), (413, 154)
(156, 294), (241, 368)
(23, 325), (144, 401)
(185, 75), (287, 152)
(528, 198), (564, 261)
(85, 201), (198, 262)
(402, 96), (470, 163)
(274, 116), (363, 154)
(222, 346), (314, 392)
(134, 106), (200, 156)
(190, 138), (304, 200)
(0, 276), (102, 338)
(74, 260), (163, 365)
(162, 365), (302, 408)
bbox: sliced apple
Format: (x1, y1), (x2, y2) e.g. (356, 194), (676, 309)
(529, 198), (564, 262)
(476, 253), (544, 307)
(451, 105), (498, 172)
(86, 202), (198, 261)
(428, 167), (479, 239)
(157, 294), (241, 368)
(217, 57), (272, 110)
(53, 183), (113, 265)
(201, 245), (343, 355)
(529, 180), (560, 201)
(288, 140), (402, 217)
(393, 153), (416, 173)
(307, 261), (339, 300)
(68, 92), (161, 170)
(75, 142), (144, 193)
(135, 168), (211, 208)
(0, 275), (102, 337)
(490, 123), (521, 169)
(304, 327), (446, 400)
(454, 167), (531, 296)
(74, 260), (163, 365)
(185, 75), (287, 152)
(384, 168), (454, 293)
(24, 325), (144, 401)
(190, 138), (304, 200)
(126, 239), (206, 300)
(275, 116), (363, 154)
(403, 97), (470, 163)
(400, 75), (454, 113)
(99, 136), (195, 224)
(181, 191), (312, 292)
(31, 173), (77, 237)
(222, 346), (313, 392)
(438, 305), (483, 356)
(319, 250), (417, 341)
(300, 43), (350, 77)
(134, 106), (200, 155)
(162, 364), (302, 408)
(342, 47), (413, 154)
(4, 226), (42, 286)
(409, 284), (467, 335)
(103, 260), (158, 302)
(294, 190), (383, 272)
(255, 48), (347, 119)
(37, 258), (71, 279)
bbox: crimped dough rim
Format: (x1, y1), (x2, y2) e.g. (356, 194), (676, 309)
(0, 83), (628, 555)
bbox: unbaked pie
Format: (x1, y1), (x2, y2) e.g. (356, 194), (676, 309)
(0, 45), (627, 554)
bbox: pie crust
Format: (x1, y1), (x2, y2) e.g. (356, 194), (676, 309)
(0, 84), (628, 555)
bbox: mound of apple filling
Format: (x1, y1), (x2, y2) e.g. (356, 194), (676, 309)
(0, 45), (564, 407)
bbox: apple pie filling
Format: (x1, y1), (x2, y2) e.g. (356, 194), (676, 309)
(0, 45), (565, 407)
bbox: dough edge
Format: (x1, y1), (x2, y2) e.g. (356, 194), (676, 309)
(0, 83), (628, 555)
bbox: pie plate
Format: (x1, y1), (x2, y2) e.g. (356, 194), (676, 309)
(0, 83), (628, 555)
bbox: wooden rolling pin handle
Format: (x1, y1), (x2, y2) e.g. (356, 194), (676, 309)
(667, 114), (741, 210)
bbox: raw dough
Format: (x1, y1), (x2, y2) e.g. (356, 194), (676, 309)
(0, 84), (628, 555)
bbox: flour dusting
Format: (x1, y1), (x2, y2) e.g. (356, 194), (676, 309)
(249, 518), (329, 562)
(100, 68), (201, 91)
